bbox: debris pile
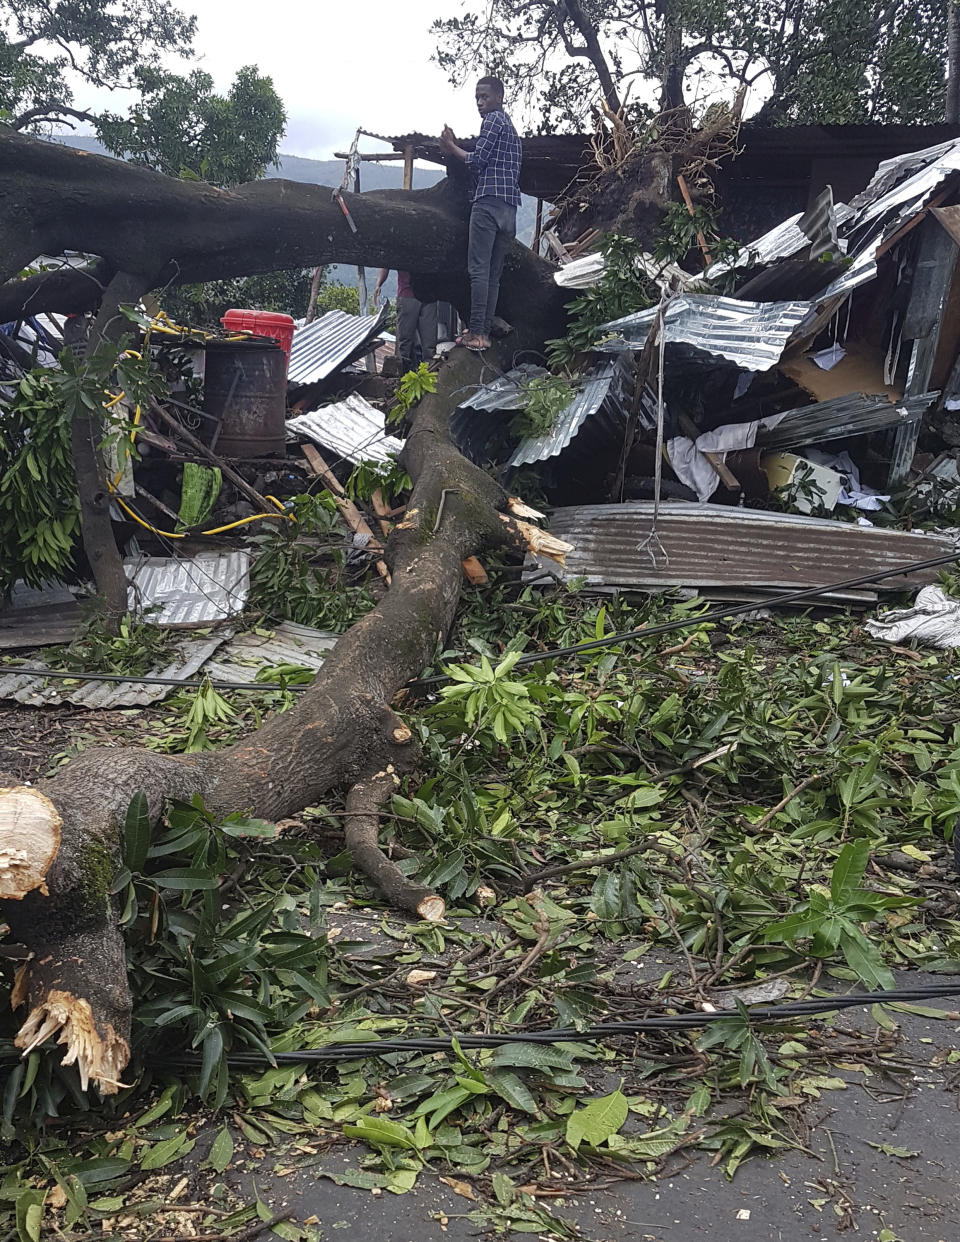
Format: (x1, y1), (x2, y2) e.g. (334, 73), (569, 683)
(452, 138), (960, 600)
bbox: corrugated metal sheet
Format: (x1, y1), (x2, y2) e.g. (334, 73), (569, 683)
(524, 502), (954, 602)
(202, 621), (339, 684)
(456, 364), (547, 413)
(451, 359), (634, 468)
(287, 306), (388, 385)
(509, 360), (630, 466)
(846, 139), (960, 239)
(0, 621), (339, 709)
(814, 138), (960, 301)
(554, 251), (698, 291)
(596, 295), (813, 371)
(286, 394), (403, 465)
(0, 633), (228, 708)
(756, 392), (937, 451)
(125, 550), (250, 627)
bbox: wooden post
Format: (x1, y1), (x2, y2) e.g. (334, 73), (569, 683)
(402, 144), (414, 192)
(533, 198), (543, 256)
(889, 216), (960, 487)
(301, 444), (390, 582)
(677, 174), (712, 266)
(305, 266), (325, 323)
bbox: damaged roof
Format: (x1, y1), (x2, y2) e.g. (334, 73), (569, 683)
(451, 358), (635, 468)
(286, 394), (403, 465)
(287, 306), (389, 386)
(0, 621), (339, 709)
(525, 504), (956, 604)
(596, 295), (813, 371)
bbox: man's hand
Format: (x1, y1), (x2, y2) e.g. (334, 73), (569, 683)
(440, 124), (460, 157)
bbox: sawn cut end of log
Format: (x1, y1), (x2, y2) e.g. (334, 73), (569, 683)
(0, 786), (62, 900)
(0, 343), (575, 1093)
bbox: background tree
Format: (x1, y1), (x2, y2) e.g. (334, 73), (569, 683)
(431, 0), (951, 130)
(96, 64), (287, 185)
(0, 0), (195, 130)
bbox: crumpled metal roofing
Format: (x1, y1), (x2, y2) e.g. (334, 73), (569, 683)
(0, 632), (228, 709)
(287, 305), (389, 385)
(553, 251), (698, 292)
(596, 295), (813, 371)
(451, 359), (634, 467)
(524, 503), (954, 603)
(0, 621), (339, 709)
(455, 364), (546, 413)
(286, 394), (403, 465)
(125, 550), (250, 627)
(509, 361), (628, 467)
(815, 138), (960, 301)
(756, 391), (937, 451)
(711, 201), (854, 281)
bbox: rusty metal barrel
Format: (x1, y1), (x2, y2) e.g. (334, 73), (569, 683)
(203, 340), (286, 458)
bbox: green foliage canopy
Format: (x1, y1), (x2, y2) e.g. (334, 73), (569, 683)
(96, 63), (287, 186)
(431, 0), (951, 130)
(0, 0), (195, 130)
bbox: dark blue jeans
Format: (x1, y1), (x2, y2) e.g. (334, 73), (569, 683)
(467, 196), (516, 335)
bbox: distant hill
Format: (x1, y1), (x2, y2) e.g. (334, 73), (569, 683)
(49, 136), (538, 292)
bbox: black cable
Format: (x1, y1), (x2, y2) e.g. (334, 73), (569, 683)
(408, 547), (960, 690)
(4, 547), (958, 696)
(163, 981), (960, 1067)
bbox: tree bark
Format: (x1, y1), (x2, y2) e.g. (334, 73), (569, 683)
(72, 271), (155, 622)
(0, 127), (569, 348)
(0, 345), (572, 1095)
(948, 0), (960, 125)
(0, 123), (576, 1095)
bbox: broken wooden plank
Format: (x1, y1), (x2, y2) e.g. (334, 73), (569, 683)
(300, 444), (391, 583)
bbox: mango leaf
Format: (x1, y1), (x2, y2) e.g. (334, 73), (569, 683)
(15, 1191), (44, 1242)
(485, 1069), (539, 1114)
(343, 1116), (419, 1150)
(605, 1118), (687, 1161)
(566, 1089), (628, 1150)
(205, 1126), (234, 1174)
(830, 840), (870, 907)
(838, 924), (894, 990)
(140, 1130), (195, 1170)
(123, 792), (151, 872)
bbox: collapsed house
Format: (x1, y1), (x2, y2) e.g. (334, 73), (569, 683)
(445, 135), (960, 602)
(4, 126), (960, 681)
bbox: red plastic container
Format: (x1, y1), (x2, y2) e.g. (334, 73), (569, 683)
(221, 309), (296, 365)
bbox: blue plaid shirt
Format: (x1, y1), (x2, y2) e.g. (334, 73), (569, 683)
(465, 110), (522, 207)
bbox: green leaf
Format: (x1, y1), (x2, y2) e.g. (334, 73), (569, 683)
(198, 1025), (224, 1099)
(839, 925), (895, 990)
(16, 1191), (44, 1242)
(205, 1126), (234, 1174)
(140, 1130), (195, 1171)
(566, 1089), (629, 1150)
(123, 792), (151, 872)
(151, 868), (222, 890)
(343, 1116), (419, 1150)
(605, 1118), (687, 1160)
(830, 840), (870, 907)
(485, 1069), (539, 1114)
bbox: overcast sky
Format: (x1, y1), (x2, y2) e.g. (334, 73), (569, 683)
(70, 0), (499, 160)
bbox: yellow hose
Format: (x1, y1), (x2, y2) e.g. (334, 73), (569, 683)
(104, 336), (297, 537)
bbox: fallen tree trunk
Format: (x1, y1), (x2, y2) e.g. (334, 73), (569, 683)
(0, 345), (572, 1096)
(0, 122), (576, 1097)
(0, 126), (569, 345)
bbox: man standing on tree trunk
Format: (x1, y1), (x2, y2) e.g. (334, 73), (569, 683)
(440, 76), (522, 353)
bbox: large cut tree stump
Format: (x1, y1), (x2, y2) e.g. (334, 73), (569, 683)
(0, 346), (572, 1095)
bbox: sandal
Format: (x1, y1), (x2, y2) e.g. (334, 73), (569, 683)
(456, 332), (488, 352)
